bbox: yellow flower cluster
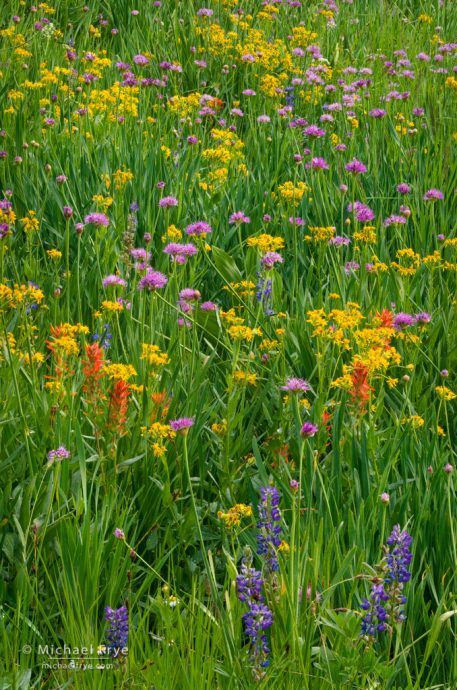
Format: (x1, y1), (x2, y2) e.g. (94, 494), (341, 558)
(218, 504), (253, 528)
(103, 363), (137, 380)
(227, 325), (262, 341)
(141, 344), (170, 367)
(305, 226), (336, 243)
(233, 371), (258, 386)
(435, 386), (457, 401)
(141, 422), (176, 458)
(353, 226), (377, 244)
(273, 181), (310, 206)
(247, 234), (285, 252)
(20, 211), (40, 233)
(0, 283), (44, 312)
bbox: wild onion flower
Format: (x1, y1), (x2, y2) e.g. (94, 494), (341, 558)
(360, 525), (412, 642)
(229, 211), (251, 224)
(261, 252), (283, 270)
(392, 312), (415, 330)
(137, 269), (168, 291)
(47, 446), (71, 464)
(105, 606), (129, 655)
(185, 221), (212, 236)
(84, 212), (109, 226)
(102, 275), (127, 288)
(423, 188), (444, 201)
(158, 196), (178, 208)
(169, 417), (194, 434)
(257, 486), (282, 573)
(281, 378), (310, 393)
(300, 422), (318, 437)
(345, 159), (367, 174)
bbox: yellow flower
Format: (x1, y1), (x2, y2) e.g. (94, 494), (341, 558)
(435, 386), (457, 402)
(103, 363), (137, 380)
(246, 234), (285, 252)
(47, 249), (62, 260)
(20, 211), (40, 233)
(101, 300), (123, 312)
(218, 504), (253, 528)
(141, 344), (170, 367)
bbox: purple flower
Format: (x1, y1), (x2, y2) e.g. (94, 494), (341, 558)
(392, 313), (415, 330)
(179, 288), (201, 301)
(444, 463), (453, 474)
(137, 269), (168, 291)
(114, 528), (125, 540)
(300, 422), (318, 437)
(63, 205), (73, 220)
(257, 487), (282, 573)
(310, 156), (329, 170)
(133, 54), (149, 66)
(423, 188), (444, 201)
(281, 378), (310, 393)
(47, 446), (71, 464)
(163, 242), (197, 263)
(261, 252), (283, 269)
(185, 221), (212, 235)
(229, 211), (250, 225)
(303, 125), (326, 138)
(414, 312), (431, 324)
(397, 183), (411, 194)
(102, 275), (127, 288)
(159, 195), (179, 209)
(169, 417), (194, 434)
(369, 108), (386, 118)
(105, 607), (128, 655)
(384, 215), (407, 227)
(329, 235), (350, 246)
(345, 159), (367, 174)
(201, 301), (218, 311)
(84, 212), (109, 226)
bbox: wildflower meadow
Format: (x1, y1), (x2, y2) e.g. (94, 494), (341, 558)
(1, 1), (457, 688)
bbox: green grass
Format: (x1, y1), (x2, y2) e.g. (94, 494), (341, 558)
(0, 0), (457, 688)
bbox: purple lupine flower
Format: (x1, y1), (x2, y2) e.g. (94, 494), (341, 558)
(423, 188), (444, 201)
(360, 525), (412, 641)
(345, 159), (367, 174)
(392, 313), (415, 330)
(257, 486), (282, 573)
(300, 422), (318, 437)
(280, 378), (310, 393)
(261, 252), (283, 269)
(385, 525), (413, 585)
(84, 212), (109, 226)
(102, 275), (127, 288)
(137, 269), (168, 291)
(159, 196), (178, 208)
(105, 606), (129, 655)
(169, 417), (194, 433)
(47, 446), (71, 464)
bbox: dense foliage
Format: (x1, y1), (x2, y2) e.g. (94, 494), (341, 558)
(1, 1), (456, 688)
